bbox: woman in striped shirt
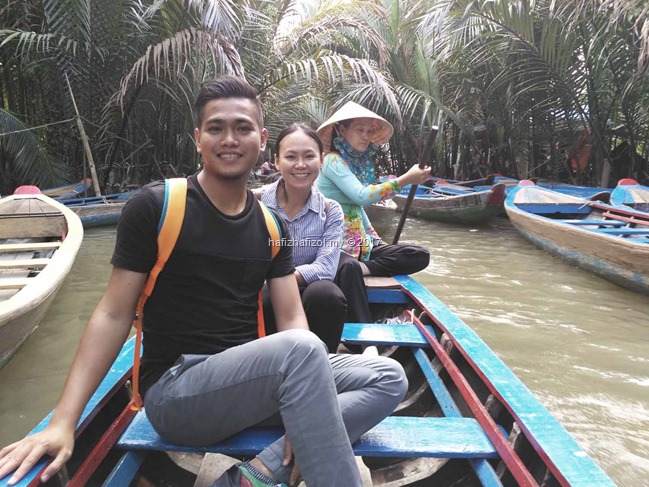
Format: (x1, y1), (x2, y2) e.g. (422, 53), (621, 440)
(260, 123), (347, 352)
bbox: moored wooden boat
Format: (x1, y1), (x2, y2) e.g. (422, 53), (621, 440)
(536, 181), (610, 199)
(505, 181), (649, 294)
(41, 179), (93, 200)
(59, 192), (137, 228)
(392, 183), (506, 224)
(0, 190), (83, 369)
(610, 178), (649, 213)
(1, 275), (614, 486)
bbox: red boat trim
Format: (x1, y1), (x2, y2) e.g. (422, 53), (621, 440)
(401, 286), (572, 486)
(407, 311), (539, 487)
(67, 402), (138, 487)
(76, 369), (133, 435)
(599, 210), (649, 226)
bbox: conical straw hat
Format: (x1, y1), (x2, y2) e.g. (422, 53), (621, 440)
(316, 101), (394, 152)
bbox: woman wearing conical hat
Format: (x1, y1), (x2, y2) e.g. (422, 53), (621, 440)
(316, 101), (431, 325)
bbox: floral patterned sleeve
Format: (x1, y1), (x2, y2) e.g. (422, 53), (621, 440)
(327, 155), (401, 205)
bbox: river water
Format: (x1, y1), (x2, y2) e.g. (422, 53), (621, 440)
(0, 217), (648, 486)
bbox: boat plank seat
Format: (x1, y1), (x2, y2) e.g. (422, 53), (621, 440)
(343, 322), (430, 346)
(0, 241), (61, 252)
(0, 278), (32, 290)
(116, 412), (498, 459)
(364, 276), (411, 304)
(0, 258), (50, 270)
(557, 219), (626, 226)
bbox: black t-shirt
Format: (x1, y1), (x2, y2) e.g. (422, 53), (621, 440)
(111, 174), (294, 394)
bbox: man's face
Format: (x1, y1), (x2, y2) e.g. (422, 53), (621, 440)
(194, 98), (268, 181)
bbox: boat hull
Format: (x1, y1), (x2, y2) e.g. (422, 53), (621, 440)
(1, 275), (614, 487)
(0, 193), (84, 368)
(505, 184), (649, 294)
(59, 192), (135, 228)
(70, 201), (127, 228)
(41, 179), (93, 200)
(393, 183), (506, 224)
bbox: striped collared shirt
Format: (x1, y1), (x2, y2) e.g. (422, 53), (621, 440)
(261, 179), (343, 284)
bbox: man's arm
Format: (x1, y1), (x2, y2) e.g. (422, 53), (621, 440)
(0, 267), (147, 485)
(267, 274), (309, 332)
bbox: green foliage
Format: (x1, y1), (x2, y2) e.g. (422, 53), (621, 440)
(0, 0), (647, 190)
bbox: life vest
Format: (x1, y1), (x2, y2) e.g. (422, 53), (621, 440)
(131, 178), (281, 409)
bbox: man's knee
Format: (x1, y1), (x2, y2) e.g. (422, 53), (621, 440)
(279, 329), (329, 356)
(383, 358), (409, 401)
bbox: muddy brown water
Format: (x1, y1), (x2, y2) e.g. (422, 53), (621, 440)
(0, 219), (647, 485)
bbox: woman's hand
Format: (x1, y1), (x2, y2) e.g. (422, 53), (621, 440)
(398, 164), (432, 187)
(0, 424), (74, 485)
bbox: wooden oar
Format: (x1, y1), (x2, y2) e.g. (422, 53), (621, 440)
(392, 126), (439, 244)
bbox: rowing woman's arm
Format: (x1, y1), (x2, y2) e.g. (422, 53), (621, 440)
(0, 267), (146, 485)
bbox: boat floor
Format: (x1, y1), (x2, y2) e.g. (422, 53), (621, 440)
(0, 240), (56, 300)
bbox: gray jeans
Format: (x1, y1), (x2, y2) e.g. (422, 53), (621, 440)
(144, 329), (407, 487)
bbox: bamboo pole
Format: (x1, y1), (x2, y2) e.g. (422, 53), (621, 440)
(65, 73), (102, 196)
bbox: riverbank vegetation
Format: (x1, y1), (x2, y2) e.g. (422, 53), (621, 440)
(1, 0), (647, 194)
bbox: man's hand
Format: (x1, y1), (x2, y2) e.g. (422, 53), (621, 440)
(0, 423), (74, 485)
(282, 438), (302, 486)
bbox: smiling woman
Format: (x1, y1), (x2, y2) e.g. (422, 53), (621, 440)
(260, 123), (347, 352)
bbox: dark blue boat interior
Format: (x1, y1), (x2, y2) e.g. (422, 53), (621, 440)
(518, 203), (592, 216)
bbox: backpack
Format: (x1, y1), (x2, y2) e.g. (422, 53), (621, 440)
(131, 178), (281, 409)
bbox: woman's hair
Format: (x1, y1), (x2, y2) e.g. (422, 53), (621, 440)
(327, 119), (353, 150)
(276, 123), (323, 155)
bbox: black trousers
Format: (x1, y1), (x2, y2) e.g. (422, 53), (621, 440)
(262, 280), (347, 353)
(335, 244), (430, 323)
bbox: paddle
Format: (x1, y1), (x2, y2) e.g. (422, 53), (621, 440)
(392, 126), (439, 244)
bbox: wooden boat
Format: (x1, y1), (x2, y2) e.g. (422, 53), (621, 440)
(1, 275), (614, 487)
(392, 183), (507, 224)
(0, 189), (83, 369)
(536, 181), (610, 199)
(59, 192), (137, 228)
(610, 178), (649, 213)
(41, 179), (93, 200)
(505, 180), (649, 294)
(363, 199), (399, 228)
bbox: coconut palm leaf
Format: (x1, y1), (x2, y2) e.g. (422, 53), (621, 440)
(0, 109), (71, 193)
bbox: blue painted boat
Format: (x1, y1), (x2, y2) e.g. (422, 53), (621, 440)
(58, 192), (137, 228)
(610, 178), (649, 213)
(505, 181), (649, 294)
(1, 275), (613, 486)
(41, 179), (93, 200)
(536, 181), (610, 199)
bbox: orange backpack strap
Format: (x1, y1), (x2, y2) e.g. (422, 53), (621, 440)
(256, 201), (282, 338)
(131, 185), (280, 409)
(131, 178), (187, 410)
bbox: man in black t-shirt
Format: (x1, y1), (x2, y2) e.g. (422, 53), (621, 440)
(0, 77), (407, 487)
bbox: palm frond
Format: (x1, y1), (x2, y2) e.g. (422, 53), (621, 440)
(0, 109), (71, 190)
